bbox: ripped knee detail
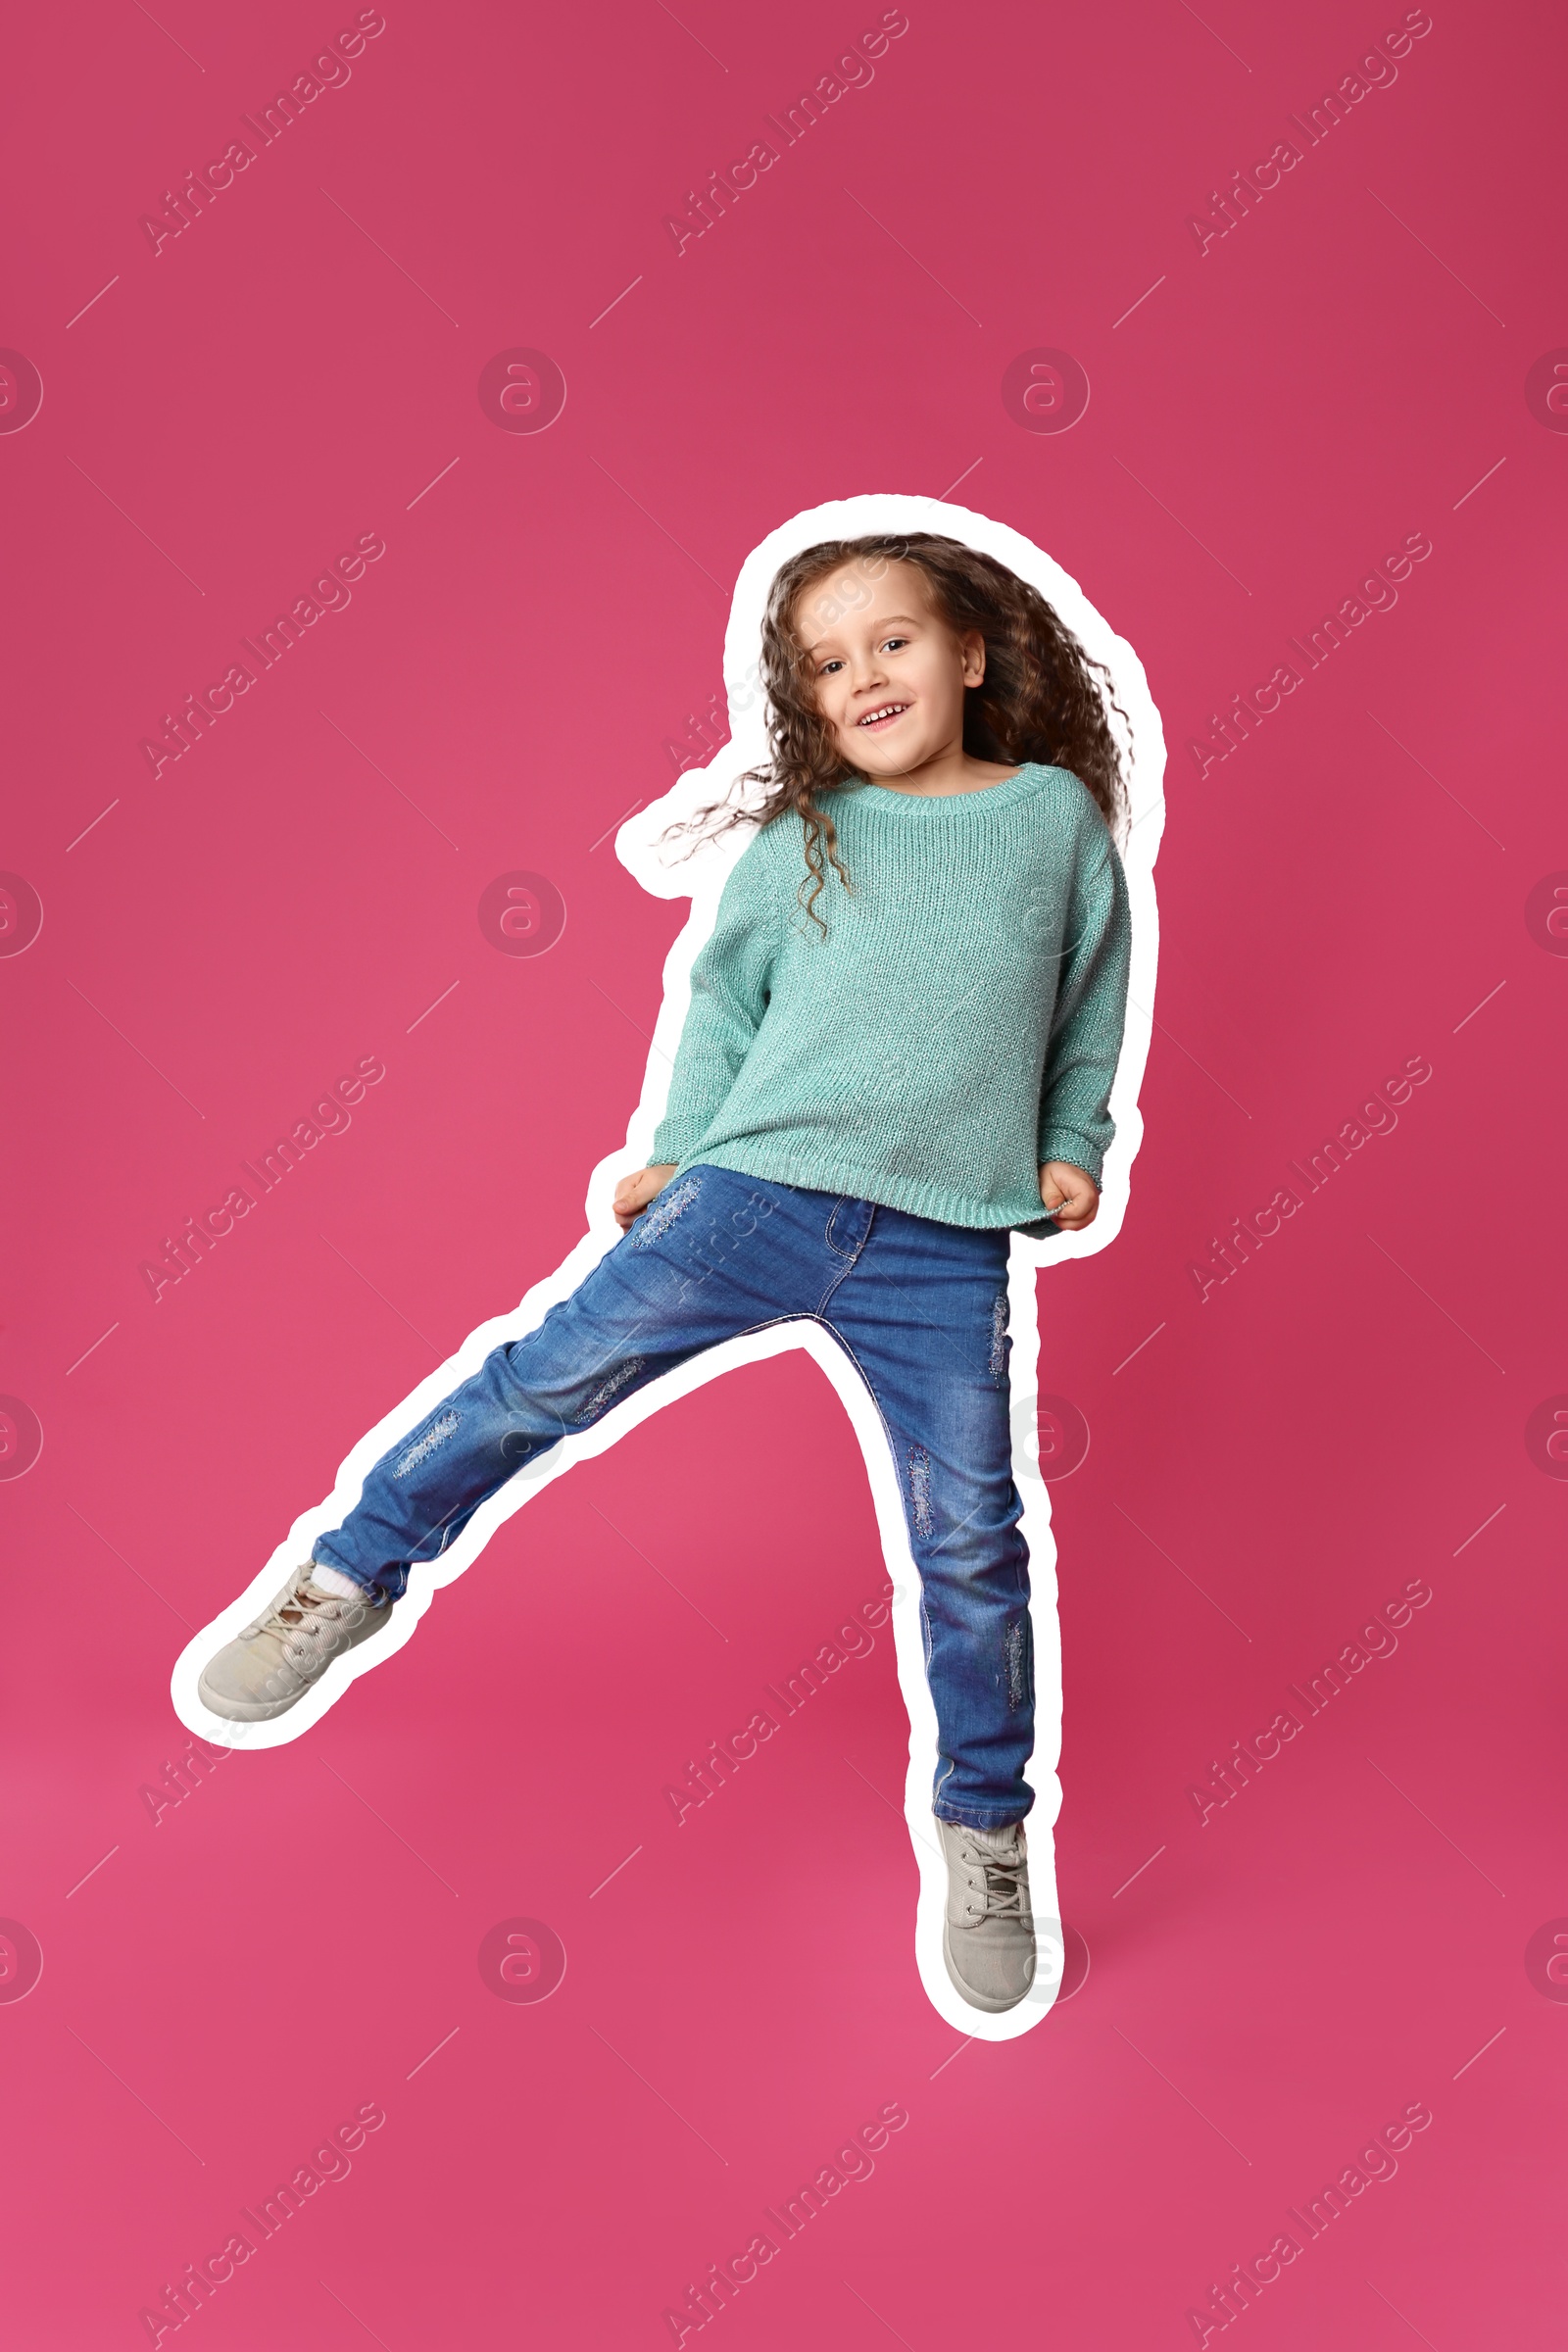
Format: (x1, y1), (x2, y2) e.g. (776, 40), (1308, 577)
(576, 1355), (647, 1423)
(393, 1409), (460, 1480)
(989, 1290), (1009, 1381)
(630, 1174), (702, 1248)
(1004, 1613), (1032, 1712)
(907, 1446), (935, 1540)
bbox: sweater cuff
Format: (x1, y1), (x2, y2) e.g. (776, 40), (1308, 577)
(1038, 1129), (1104, 1188)
(648, 1120), (703, 1167)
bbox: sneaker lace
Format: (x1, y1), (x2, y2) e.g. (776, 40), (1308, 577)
(258, 1578), (351, 1651)
(959, 1835), (1029, 1926)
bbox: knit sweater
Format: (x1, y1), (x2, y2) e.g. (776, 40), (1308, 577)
(649, 762), (1132, 1236)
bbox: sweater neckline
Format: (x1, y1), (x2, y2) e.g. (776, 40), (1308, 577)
(846, 761), (1046, 816)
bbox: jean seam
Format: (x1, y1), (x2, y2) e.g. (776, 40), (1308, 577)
(822, 1198), (855, 1260)
(935, 1801), (1030, 1829)
(823, 1235), (1008, 1382)
(815, 1213), (876, 1315)
(819, 1198), (875, 1289)
(817, 1313), (1033, 1826)
(816, 1314), (939, 1680)
(815, 1258), (857, 1318)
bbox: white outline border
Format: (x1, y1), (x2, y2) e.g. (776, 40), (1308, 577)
(172, 492), (1164, 2040)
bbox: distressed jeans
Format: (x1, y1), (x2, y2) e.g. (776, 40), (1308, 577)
(315, 1164), (1035, 1827)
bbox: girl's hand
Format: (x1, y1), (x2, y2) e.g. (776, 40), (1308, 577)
(1040, 1160), (1099, 1231)
(613, 1164), (677, 1234)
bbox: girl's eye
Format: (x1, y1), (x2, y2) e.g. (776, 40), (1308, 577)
(881, 637), (907, 653)
(818, 658), (844, 674)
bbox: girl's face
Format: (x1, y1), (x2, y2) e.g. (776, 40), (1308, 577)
(791, 559), (985, 776)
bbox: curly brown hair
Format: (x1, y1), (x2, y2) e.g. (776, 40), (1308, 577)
(669, 531), (1132, 930)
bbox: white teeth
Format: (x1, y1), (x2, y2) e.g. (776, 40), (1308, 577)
(858, 704), (907, 725)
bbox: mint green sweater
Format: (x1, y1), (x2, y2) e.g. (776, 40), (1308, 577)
(649, 762), (1132, 1235)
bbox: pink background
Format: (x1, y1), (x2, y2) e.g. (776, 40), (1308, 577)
(3, 0), (1564, 2342)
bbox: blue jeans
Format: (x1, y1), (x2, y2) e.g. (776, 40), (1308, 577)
(316, 1165), (1035, 1827)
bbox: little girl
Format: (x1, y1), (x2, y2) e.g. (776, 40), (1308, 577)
(199, 530), (1133, 2015)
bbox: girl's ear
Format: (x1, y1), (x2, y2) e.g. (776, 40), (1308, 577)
(960, 627), (987, 686)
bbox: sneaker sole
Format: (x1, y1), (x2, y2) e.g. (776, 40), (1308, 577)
(942, 1917), (1036, 2014)
(197, 1669), (319, 1722)
(198, 1604), (393, 1721)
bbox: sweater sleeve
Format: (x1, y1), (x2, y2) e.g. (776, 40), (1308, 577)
(649, 832), (779, 1166)
(1037, 833), (1132, 1186)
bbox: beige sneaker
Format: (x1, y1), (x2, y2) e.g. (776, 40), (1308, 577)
(198, 1566), (395, 1721)
(938, 1816), (1037, 2012)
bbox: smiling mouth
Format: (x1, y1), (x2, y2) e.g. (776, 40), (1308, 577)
(857, 703), (910, 731)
